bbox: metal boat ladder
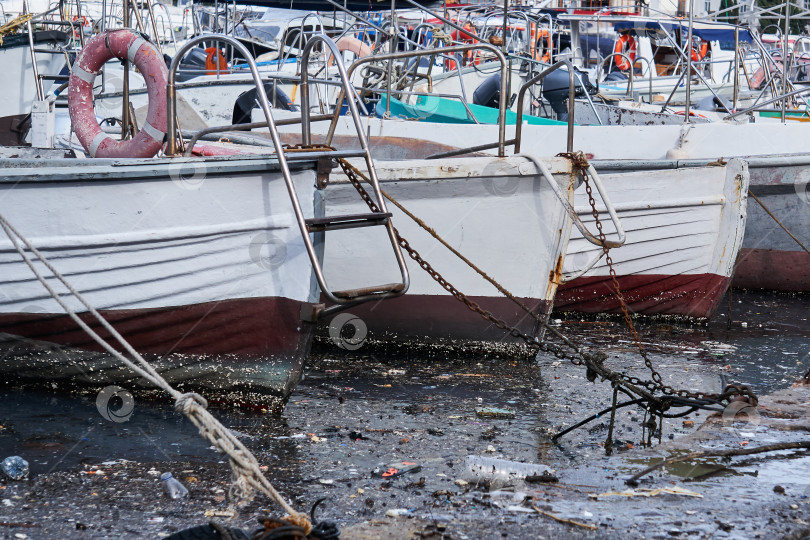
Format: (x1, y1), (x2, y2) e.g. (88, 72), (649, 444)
(166, 34), (409, 321)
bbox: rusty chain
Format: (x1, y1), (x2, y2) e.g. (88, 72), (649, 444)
(334, 157), (594, 356)
(331, 156), (684, 409)
(563, 151), (758, 407)
(291, 143), (753, 414)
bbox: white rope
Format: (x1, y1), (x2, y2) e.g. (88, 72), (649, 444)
(0, 212), (309, 529)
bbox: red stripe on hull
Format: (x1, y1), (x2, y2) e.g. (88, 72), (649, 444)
(732, 248), (810, 292)
(0, 297), (314, 410)
(330, 294), (551, 343)
(554, 273), (731, 318)
(0, 297), (308, 357)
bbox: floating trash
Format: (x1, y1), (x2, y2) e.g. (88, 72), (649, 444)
(475, 407), (516, 419)
(700, 341), (737, 355)
(1, 456), (29, 480)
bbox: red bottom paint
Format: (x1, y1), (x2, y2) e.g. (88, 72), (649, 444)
(0, 297), (309, 357)
(733, 249), (810, 292)
(331, 294), (552, 344)
(554, 273), (731, 318)
(0, 297), (314, 408)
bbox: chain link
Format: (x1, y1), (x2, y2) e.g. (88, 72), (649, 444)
(314, 147), (755, 411)
(564, 151), (758, 406)
(334, 157), (594, 362)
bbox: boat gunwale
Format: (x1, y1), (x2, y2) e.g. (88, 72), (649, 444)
(0, 153), (322, 183)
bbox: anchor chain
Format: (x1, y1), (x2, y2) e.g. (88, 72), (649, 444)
(563, 151), (758, 407)
(312, 146), (752, 421)
(333, 156), (638, 386)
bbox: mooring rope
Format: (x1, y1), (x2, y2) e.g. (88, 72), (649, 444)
(0, 14), (34, 45)
(0, 212), (310, 532)
(748, 189), (810, 255)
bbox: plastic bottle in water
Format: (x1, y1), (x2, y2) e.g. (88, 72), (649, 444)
(1, 456), (29, 480)
(462, 455), (553, 488)
(160, 472), (189, 499)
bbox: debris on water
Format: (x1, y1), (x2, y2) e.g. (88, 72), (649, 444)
(160, 472), (189, 499)
(463, 456), (553, 488)
(373, 462), (422, 478)
(203, 509), (237, 519)
(385, 508), (413, 517)
(700, 341), (737, 355)
(592, 486), (703, 499)
(475, 407), (516, 419)
(774, 485), (785, 494)
(525, 473), (559, 483)
(1, 456), (29, 480)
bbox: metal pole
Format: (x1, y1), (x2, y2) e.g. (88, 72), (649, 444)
(23, 0), (44, 101)
(502, 0), (508, 56)
(733, 25), (739, 111)
(213, 0), (218, 32)
(685, 0), (694, 123)
(782, 0), (791, 122)
(144, 0), (164, 54)
(101, 0), (106, 92)
(122, 0), (130, 140)
(386, 0), (396, 117)
(74, 0), (85, 48)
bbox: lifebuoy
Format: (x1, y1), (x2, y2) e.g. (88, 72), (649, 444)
(328, 36), (371, 68)
(336, 36), (372, 58)
(446, 22), (476, 69)
(690, 39), (709, 62)
(613, 33), (636, 71)
(68, 30), (168, 158)
(72, 15), (89, 38)
(534, 29), (552, 63)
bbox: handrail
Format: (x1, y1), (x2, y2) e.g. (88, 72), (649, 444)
(167, 34), (409, 310)
(723, 85), (810, 120)
(299, 34), (410, 306)
(328, 43), (510, 156)
(167, 35), (280, 155)
(149, 2), (178, 50)
(519, 153), (626, 251)
(596, 54), (654, 104)
(514, 60), (576, 153)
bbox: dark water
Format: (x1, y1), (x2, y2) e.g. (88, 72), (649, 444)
(0, 289), (808, 479)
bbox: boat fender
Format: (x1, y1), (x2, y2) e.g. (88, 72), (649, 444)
(472, 72), (501, 109)
(232, 84), (299, 125)
(68, 29), (168, 158)
(666, 147), (690, 159)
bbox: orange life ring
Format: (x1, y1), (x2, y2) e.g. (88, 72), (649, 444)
(690, 39), (709, 62)
(205, 47), (227, 74)
(446, 22), (476, 69)
(68, 29), (168, 158)
(613, 33), (636, 71)
(534, 28), (552, 63)
(72, 15), (89, 38)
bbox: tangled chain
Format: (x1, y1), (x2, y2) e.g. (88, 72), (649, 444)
(559, 151), (758, 407)
(335, 150), (757, 414)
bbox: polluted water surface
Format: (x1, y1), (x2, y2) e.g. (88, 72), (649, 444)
(0, 289), (808, 538)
